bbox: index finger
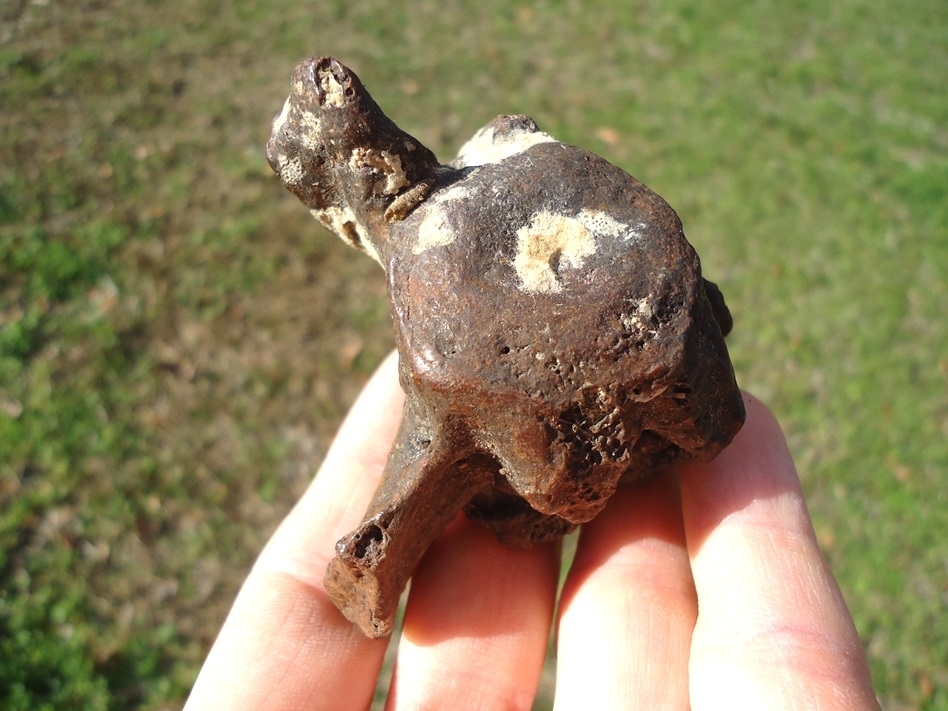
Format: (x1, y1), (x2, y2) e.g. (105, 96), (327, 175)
(185, 352), (404, 711)
(680, 393), (879, 709)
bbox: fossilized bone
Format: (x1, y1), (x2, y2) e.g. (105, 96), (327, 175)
(267, 57), (744, 637)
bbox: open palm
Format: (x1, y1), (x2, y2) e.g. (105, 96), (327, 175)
(185, 352), (879, 710)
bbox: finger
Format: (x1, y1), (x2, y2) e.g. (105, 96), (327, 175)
(553, 471), (696, 710)
(681, 393), (879, 710)
(186, 352), (404, 711)
(386, 514), (560, 710)
(258, 350), (404, 584)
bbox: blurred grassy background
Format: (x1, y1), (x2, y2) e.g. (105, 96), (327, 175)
(1, 0), (945, 708)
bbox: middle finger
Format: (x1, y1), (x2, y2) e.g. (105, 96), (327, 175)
(386, 514), (561, 710)
(554, 471), (696, 710)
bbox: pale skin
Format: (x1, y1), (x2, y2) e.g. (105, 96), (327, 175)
(185, 352), (880, 710)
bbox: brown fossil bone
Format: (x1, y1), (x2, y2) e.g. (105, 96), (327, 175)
(266, 57), (745, 637)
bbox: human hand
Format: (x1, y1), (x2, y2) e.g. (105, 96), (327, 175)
(185, 352), (880, 710)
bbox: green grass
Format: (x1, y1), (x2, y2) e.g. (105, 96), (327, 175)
(1, 0), (945, 708)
